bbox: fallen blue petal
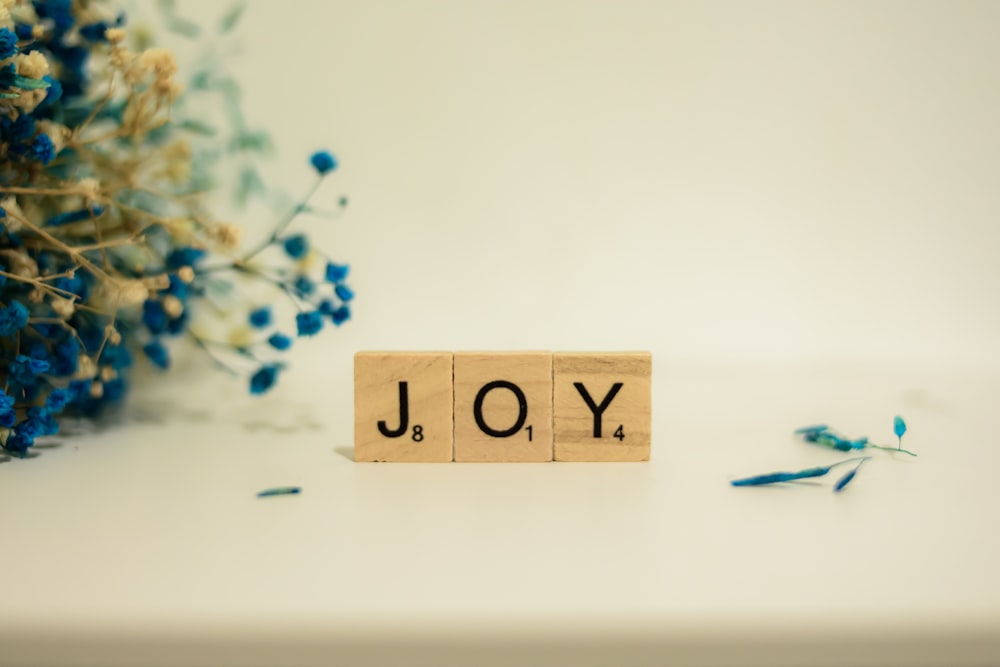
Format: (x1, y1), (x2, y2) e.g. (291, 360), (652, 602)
(894, 415), (907, 439)
(833, 469), (859, 492)
(731, 465), (832, 487)
(256, 486), (301, 498)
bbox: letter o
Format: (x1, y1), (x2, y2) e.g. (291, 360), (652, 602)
(473, 380), (528, 438)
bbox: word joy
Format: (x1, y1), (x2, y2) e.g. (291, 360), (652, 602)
(354, 351), (652, 462)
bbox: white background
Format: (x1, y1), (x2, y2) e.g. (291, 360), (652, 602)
(194, 0), (1000, 373)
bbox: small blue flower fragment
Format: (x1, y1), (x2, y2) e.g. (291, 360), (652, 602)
(310, 150), (337, 175)
(250, 364), (280, 395)
(256, 486), (301, 498)
(334, 283), (354, 302)
(248, 306), (272, 328)
(282, 234), (309, 259)
(296, 310), (324, 336)
(142, 340), (170, 370)
(794, 424), (828, 436)
(267, 332), (292, 351)
(324, 262), (349, 283)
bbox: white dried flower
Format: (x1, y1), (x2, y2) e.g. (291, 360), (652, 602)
(104, 324), (122, 346)
(51, 295), (75, 319)
(162, 295), (183, 319)
(138, 48), (177, 79)
(14, 51), (49, 79)
(75, 355), (97, 380)
(74, 177), (102, 204)
(111, 279), (149, 306)
(1, 196), (23, 232)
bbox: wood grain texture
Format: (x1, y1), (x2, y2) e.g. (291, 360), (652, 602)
(553, 352), (651, 462)
(354, 351), (454, 462)
(453, 352), (553, 462)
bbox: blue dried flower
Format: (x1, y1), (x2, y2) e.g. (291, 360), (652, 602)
(103, 377), (126, 402)
(248, 306), (272, 328)
(166, 247), (207, 269)
(34, 0), (74, 33)
(45, 388), (72, 412)
(330, 305), (351, 326)
(79, 21), (110, 42)
(30, 134), (56, 165)
(0, 390), (15, 428)
(893, 415), (907, 447)
(334, 283), (354, 302)
(163, 274), (188, 299)
(293, 274), (314, 297)
(9, 354), (50, 385)
(295, 310), (324, 336)
(282, 234), (309, 259)
(310, 150), (337, 175)
(250, 364), (280, 395)
(52, 338), (80, 376)
(0, 301), (29, 336)
(143, 340), (170, 370)
(267, 332), (292, 351)
(142, 299), (168, 335)
(0, 27), (17, 60)
(324, 262), (349, 283)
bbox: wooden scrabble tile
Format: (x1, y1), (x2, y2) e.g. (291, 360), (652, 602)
(453, 351), (553, 462)
(553, 352), (651, 462)
(354, 351), (454, 462)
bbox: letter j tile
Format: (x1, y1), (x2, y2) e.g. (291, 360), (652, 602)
(354, 351), (454, 462)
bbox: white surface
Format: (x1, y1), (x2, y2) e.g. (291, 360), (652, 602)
(2, 362), (999, 666)
(4, 1), (1000, 665)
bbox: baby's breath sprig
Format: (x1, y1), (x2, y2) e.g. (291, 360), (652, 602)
(795, 419), (917, 457)
(732, 416), (915, 494)
(0, 2), (353, 457)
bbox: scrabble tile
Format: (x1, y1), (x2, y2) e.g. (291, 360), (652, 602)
(553, 352), (651, 462)
(354, 351), (454, 462)
(453, 351), (553, 462)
